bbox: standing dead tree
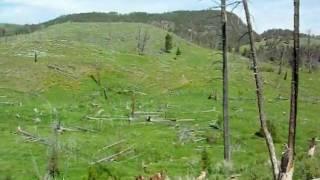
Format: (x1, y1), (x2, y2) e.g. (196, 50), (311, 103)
(278, 0), (300, 179)
(45, 110), (60, 180)
(34, 51), (38, 63)
(278, 45), (288, 75)
(242, 0), (279, 179)
(221, 0), (231, 162)
(89, 70), (109, 101)
(307, 30), (312, 73)
(131, 92), (136, 118)
(136, 27), (150, 55)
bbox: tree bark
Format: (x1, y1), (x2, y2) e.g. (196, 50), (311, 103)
(279, 0), (300, 179)
(242, 0), (279, 179)
(221, 0), (231, 162)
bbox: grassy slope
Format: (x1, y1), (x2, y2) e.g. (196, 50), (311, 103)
(0, 22), (319, 179)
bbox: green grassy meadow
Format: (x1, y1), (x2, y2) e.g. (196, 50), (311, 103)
(0, 22), (319, 179)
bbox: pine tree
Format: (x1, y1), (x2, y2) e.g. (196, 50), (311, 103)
(165, 33), (173, 53)
(176, 47), (181, 56)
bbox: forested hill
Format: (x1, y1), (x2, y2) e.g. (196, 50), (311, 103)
(0, 10), (254, 49)
(261, 29), (309, 40)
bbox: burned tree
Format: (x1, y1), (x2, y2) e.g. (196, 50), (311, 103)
(278, 45), (288, 75)
(136, 27), (150, 55)
(308, 137), (316, 157)
(307, 30), (312, 73)
(45, 109), (60, 179)
(279, 0), (300, 179)
(242, 0), (279, 179)
(221, 0), (231, 162)
(34, 51), (38, 63)
(131, 92), (136, 118)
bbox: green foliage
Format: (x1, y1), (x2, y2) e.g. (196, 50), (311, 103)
(87, 166), (98, 180)
(176, 47), (182, 56)
(255, 120), (281, 143)
(200, 148), (210, 171)
(165, 33), (173, 53)
(295, 153), (320, 179)
(241, 48), (250, 58)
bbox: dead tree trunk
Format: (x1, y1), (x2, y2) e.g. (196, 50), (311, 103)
(34, 51), (38, 63)
(308, 137), (316, 157)
(131, 92), (136, 118)
(242, 0), (279, 179)
(221, 0), (231, 162)
(307, 30), (312, 73)
(278, 47), (286, 75)
(46, 115), (60, 179)
(279, 0), (300, 179)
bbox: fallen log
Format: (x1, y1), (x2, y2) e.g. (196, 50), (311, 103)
(16, 126), (48, 145)
(57, 126), (78, 133)
(98, 140), (126, 152)
(47, 64), (77, 79)
(75, 126), (97, 133)
(0, 102), (15, 105)
(90, 145), (134, 164)
(86, 116), (128, 121)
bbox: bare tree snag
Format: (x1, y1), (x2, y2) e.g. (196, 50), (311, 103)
(196, 171), (207, 180)
(279, 1), (300, 179)
(308, 137), (316, 157)
(46, 122), (60, 179)
(307, 30), (312, 73)
(34, 51), (38, 63)
(131, 92), (136, 118)
(278, 47), (286, 75)
(242, 0), (279, 179)
(284, 71), (288, 81)
(137, 27), (150, 55)
(221, 0), (231, 162)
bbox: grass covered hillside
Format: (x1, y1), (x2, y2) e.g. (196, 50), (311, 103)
(0, 22), (319, 179)
(1, 10), (254, 49)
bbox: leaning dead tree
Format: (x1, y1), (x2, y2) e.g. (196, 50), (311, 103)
(221, 0), (231, 162)
(242, 0), (279, 179)
(278, 0), (300, 179)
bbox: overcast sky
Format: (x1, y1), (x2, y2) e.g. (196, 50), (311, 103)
(0, 0), (319, 34)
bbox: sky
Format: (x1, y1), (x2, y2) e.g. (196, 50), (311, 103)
(0, 0), (319, 34)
